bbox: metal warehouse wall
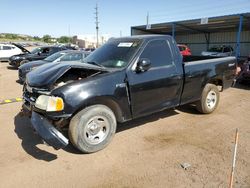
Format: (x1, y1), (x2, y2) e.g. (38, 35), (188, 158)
(131, 29), (150, 35)
(175, 30), (250, 56)
(131, 29), (250, 57)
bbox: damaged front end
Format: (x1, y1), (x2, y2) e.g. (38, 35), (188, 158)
(31, 111), (69, 149)
(22, 62), (107, 149)
(22, 82), (70, 149)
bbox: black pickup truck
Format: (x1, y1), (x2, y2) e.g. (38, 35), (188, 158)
(22, 35), (237, 153)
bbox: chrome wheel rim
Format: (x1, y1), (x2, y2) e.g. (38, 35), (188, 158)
(206, 90), (217, 109)
(83, 116), (110, 145)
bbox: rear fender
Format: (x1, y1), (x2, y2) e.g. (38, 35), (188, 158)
(206, 76), (223, 91)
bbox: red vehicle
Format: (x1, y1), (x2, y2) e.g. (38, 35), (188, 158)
(178, 44), (191, 56)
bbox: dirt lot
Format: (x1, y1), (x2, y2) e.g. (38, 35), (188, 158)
(0, 62), (250, 188)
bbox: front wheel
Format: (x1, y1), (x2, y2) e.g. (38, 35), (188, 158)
(69, 105), (117, 153)
(196, 84), (220, 114)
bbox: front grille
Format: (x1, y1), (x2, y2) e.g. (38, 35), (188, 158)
(23, 82), (51, 106)
(23, 84), (41, 105)
(24, 89), (40, 101)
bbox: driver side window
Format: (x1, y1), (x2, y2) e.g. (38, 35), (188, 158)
(140, 40), (173, 68)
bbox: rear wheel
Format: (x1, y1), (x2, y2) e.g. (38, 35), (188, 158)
(69, 105), (117, 153)
(196, 84), (220, 114)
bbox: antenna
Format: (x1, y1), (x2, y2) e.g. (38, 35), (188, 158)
(94, 3), (99, 48)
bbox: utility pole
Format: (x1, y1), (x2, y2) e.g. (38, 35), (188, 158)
(94, 3), (99, 48)
(146, 11), (149, 26)
(146, 11), (151, 30)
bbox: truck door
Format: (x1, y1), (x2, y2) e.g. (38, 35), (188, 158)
(126, 39), (183, 118)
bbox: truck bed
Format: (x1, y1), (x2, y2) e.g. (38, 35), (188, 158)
(180, 56), (236, 105)
(183, 55), (222, 63)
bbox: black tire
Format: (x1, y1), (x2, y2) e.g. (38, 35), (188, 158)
(69, 105), (117, 153)
(196, 84), (220, 114)
(19, 60), (29, 67)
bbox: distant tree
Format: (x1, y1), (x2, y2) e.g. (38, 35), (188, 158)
(42, 35), (52, 43)
(5, 33), (18, 39)
(58, 36), (72, 43)
(33, 36), (41, 41)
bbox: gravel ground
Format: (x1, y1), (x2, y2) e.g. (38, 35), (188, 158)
(0, 62), (249, 188)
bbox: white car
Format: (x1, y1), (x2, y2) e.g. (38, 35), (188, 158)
(0, 44), (24, 62)
(201, 45), (234, 57)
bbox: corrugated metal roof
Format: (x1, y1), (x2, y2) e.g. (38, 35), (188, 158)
(131, 12), (250, 35)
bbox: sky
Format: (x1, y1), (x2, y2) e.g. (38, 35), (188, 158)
(1, 0), (250, 38)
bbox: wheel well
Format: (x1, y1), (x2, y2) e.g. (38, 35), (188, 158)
(100, 100), (123, 123)
(208, 79), (223, 91)
(73, 98), (124, 123)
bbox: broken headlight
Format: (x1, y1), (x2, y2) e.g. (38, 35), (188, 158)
(35, 95), (64, 112)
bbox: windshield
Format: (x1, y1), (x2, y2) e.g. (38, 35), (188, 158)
(83, 39), (142, 68)
(209, 47), (223, 53)
(30, 47), (41, 54)
(45, 51), (66, 62)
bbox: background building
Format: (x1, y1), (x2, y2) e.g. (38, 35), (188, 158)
(72, 34), (110, 48)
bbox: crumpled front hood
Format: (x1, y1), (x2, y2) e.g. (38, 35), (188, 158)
(26, 61), (106, 88)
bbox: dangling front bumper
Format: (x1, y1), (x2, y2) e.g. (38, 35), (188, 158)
(31, 111), (69, 150)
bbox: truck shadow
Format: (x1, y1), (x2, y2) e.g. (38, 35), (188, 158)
(13, 106), (200, 156)
(233, 82), (250, 90)
(62, 136), (82, 154)
(14, 112), (58, 161)
(117, 109), (179, 133)
(176, 104), (202, 115)
(117, 104), (201, 133)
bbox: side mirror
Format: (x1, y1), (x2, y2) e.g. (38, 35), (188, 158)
(37, 51), (41, 55)
(136, 58), (151, 73)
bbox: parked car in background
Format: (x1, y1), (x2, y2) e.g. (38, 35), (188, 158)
(18, 50), (90, 83)
(0, 43), (28, 62)
(84, 48), (96, 52)
(9, 46), (71, 68)
(58, 44), (79, 50)
(201, 45), (234, 57)
(177, 44), (191, 56)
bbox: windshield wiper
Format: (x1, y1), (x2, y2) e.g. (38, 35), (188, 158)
(86, 61), (105, 68)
